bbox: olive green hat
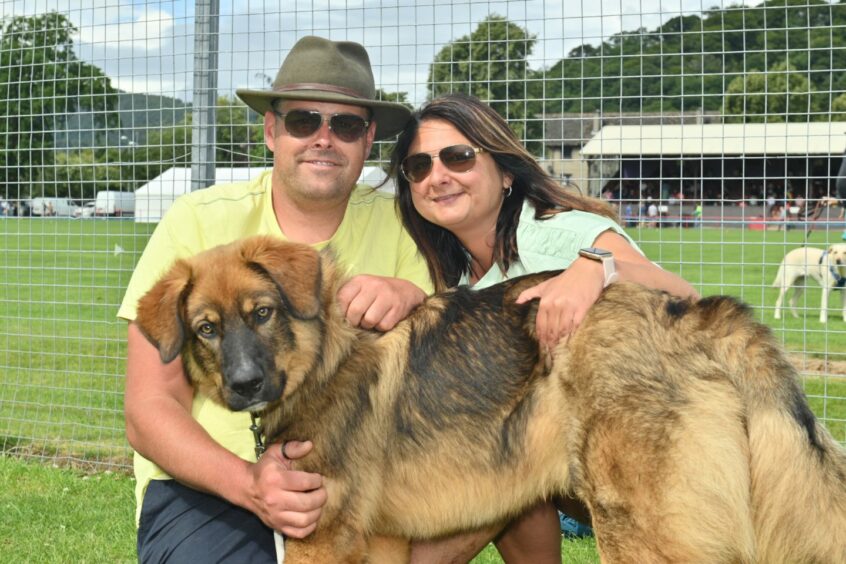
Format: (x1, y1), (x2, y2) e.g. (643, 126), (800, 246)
(236, 36), (411, 141)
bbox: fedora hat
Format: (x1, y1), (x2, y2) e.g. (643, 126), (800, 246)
(236, 36), (411, 141)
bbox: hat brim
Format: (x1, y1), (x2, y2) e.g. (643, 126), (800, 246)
(236, 88), (411, 141)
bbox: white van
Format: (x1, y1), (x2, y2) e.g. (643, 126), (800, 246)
(30, 197), (76, 217)
(95, 191), (135, 216)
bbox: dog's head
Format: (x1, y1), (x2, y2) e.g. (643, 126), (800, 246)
(135, 236), (330, 412)
(828, 243), (846, 268)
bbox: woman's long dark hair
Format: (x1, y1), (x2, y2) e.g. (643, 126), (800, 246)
(389, 93), (618, 291)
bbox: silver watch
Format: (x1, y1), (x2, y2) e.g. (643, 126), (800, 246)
(578, 247), (618, 288)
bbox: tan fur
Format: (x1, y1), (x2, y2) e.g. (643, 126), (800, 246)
(136, 236), (846, 563)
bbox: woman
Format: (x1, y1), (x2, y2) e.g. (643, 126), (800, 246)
(390, 93), (698, 563)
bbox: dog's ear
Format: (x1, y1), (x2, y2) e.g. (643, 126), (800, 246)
(135, 260), (193, 364)
(241, 237), (322, 320)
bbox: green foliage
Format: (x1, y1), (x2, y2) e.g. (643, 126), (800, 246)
(214, 95), (271, 165)
(0, 12), (119, 200)
(118, 95), (270, 193)
(833, 93), (846, 120)
(723, 61), (829, 122)
(370, 89), (414, 163)
(46, 150), (126, 201)
(428, 15), (538, 142)
(531, 0), (846, 117)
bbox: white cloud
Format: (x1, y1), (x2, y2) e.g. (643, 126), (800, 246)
(76, 9), (176, 53)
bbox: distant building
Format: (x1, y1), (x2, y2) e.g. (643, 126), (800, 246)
(540, 110), (720, 194)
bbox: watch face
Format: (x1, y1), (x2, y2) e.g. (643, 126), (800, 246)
(582, 247), (612, 258)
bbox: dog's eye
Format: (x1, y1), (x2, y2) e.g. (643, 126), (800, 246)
(254, 306), (273, 323)
(197, 322), (217, 338)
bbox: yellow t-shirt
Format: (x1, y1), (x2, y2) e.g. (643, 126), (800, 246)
(118, 170), (432, 521)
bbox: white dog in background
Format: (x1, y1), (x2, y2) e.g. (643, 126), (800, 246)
(772, 244), (846, 323)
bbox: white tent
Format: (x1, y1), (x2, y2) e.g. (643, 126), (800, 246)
(359, 166), (394, 192)
(134, 167), (269, 223)
(134, 166), (394, 223)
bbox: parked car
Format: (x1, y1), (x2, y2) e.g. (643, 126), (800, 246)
(94, 191), (135, 216)
(30, 197), (76, 217)
(72, 202), (96, 218)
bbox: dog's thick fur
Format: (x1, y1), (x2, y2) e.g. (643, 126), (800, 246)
(773, 244), (846, 323)
(136, 236), (846, 563)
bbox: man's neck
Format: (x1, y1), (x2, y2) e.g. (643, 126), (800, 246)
(272, 188), (350, 245)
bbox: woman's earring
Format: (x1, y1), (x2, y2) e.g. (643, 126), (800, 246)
(503, 185), (513, 198)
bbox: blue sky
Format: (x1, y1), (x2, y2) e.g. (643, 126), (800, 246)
(1, 0), (725, 104)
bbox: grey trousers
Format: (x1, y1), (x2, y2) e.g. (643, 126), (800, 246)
(137, 480), (276, 563)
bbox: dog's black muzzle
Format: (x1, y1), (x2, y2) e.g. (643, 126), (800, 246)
(221, 326), (283, 411)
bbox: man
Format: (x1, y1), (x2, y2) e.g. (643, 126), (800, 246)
(120, 36), (431, 562)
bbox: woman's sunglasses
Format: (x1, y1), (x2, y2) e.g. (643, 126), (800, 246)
(400, 144), (484, 183)
(273, 108), (371, 143)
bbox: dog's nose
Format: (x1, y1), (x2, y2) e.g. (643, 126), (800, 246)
(231, 376), (264, 398)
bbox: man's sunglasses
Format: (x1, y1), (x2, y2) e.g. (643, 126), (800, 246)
(400, 144), (484, 183)
(273, 108), (371, 143)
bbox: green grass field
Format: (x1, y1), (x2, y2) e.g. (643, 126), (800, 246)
(0, 218), (844, 562)
(0, 457), (599, 563)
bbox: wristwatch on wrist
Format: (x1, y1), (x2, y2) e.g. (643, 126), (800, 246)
(578, 247), (618, 288)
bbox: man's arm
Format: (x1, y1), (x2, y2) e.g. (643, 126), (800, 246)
(124, 322), (327, 537)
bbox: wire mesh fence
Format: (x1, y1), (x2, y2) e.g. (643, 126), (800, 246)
(1, 0), (845, 471)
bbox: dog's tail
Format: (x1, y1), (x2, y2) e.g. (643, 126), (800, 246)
(691, 295), (846, 564)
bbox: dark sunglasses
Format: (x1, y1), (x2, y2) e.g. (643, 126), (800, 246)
(400, 144), (484, 183)
(273, 108), (371, 143)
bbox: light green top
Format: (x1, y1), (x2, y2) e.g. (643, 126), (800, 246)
(118, 170), (432, 522)
(464, 201), (641, 289)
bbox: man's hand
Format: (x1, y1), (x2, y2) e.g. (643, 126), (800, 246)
(337, 275), (426, 331)
(246, 440), (327, 538)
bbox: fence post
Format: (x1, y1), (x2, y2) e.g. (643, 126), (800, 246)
(191, 0), (219, 191)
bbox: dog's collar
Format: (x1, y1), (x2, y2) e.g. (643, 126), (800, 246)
(820, 251), (846, 288)
(250, 412), (266, 459)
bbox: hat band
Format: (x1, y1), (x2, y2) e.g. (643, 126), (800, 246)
(275, 82), (369, 100)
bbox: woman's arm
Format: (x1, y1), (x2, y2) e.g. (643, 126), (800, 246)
(516, 230), (698, 349)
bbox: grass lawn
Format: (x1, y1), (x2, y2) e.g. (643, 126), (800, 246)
(0, 456), (599, 563)
(0, 218), (844, 562)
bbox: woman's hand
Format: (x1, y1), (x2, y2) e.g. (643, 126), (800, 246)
(515, 258), (605, 351)
(515, 229), (698, 352)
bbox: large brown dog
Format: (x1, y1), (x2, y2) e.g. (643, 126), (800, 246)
(136, 236), (846, 563)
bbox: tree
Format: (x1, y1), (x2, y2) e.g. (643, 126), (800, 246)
(833, 93), (846, 121)
(215, 96), (271, 166)
(532, 0), (845, 117)
(368, 89), (413, 165)
(427, 16), (538, 142)
(124, 95), (272, 188)
(0, 12), (119, 199)
(723, 61), (827, 122)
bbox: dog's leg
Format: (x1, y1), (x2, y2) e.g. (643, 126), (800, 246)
(580, 381), (757, 564)
(820, 286), (829, 323)
(789, 282), (804, 318)
(284, 522), (368, 564)
(366, 535), (410, 564)
(773, 286), (787, 320)
(841, 286), (846, 321)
